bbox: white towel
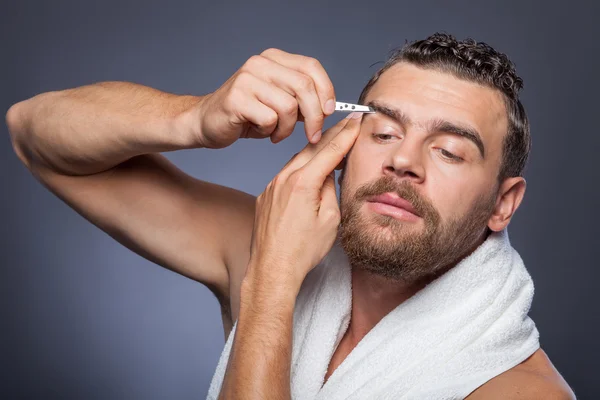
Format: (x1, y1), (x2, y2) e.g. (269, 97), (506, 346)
(207, 229), (539, 399)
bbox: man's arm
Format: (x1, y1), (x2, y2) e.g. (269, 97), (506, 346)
(216, 114), (363, 399)
(7, 82), (200, 176)
(6, 49), (336, 326)
(218, 269), (299, 400)
(6, 83), (253, 303)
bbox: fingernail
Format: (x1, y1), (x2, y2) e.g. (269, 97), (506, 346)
(325, 99), (336, 115)
(312, 130), (322, 142)
(346, 112), (357, 119)
(349, 112), (362, 119)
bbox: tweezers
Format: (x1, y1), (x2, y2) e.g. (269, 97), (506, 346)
(335, 101), (375, 113)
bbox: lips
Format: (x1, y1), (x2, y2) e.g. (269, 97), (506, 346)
(367, 193), (420, 217)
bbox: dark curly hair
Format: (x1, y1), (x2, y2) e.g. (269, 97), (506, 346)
(358, 33), (530, 182)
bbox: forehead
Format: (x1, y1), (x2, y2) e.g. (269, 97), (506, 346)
(365, 63), (508, 157)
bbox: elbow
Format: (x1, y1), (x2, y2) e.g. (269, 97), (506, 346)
(6, 101), (33, 169)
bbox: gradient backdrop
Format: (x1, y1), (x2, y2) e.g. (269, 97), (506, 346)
(2, 0), (598, 398)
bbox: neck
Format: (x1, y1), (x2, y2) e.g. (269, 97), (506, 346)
(346, 230), (489, 345)
(346, 269), (428, 344)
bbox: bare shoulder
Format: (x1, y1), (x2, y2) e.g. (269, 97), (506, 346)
(466, 348), (576, 399)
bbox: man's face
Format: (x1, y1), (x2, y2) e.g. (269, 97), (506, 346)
(339, 63), (508, 284)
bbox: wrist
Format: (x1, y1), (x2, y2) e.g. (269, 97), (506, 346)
(241, 261), (303, 309)
(239, 283), (297, 326)
(170, 95), (206, 149)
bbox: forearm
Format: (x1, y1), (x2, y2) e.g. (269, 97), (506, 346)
(6, 81), (202, 175)
(219, 270), (301, 400)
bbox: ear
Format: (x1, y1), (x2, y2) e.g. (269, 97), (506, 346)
(488, 177), (526, 232)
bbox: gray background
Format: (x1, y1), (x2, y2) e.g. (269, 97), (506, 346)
(2, 0), (598, 398)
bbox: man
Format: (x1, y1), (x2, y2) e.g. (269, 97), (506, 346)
(6, 33), (574, 398)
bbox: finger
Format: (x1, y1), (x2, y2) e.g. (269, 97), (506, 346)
(275, 67), (323, 144)
(279, 114), (355, 178)
(245, 73), (299, 143)
(238, 95), (279, 138)
(321, 171), (336, 198)
(334, 157), (346, 171)
(319, 172), (340, 218)
(280, 151), (301, 171)
(261, 49), (336, 115)
(261, 50), (336, 129)
(246, 55), (325, 143)
(301, 112), (363, 185)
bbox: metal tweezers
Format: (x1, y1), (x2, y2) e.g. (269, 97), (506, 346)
(335, 101), (375, 113)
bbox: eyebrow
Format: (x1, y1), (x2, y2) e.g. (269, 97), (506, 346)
(365, 100), (486, 159)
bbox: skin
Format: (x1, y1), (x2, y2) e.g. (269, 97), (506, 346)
(336, 62), (513, 346)
(221, 113), (363, 399)
(6, 49), (574, 399)
(324, 64), (576, 399)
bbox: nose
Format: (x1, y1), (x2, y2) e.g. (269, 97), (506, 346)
(382, 137), (425, 183)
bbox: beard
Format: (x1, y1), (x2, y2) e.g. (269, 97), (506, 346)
(339, 174), (497, 285)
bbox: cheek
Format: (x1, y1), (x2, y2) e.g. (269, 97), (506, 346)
(429, 180), (480, 222)
(346, 140), (384, 180)
(427, 157), (489, 207)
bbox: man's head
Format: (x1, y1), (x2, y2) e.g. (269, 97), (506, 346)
(338, 33), (531, 284)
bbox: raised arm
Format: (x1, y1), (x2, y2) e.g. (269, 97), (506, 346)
(6, 49), (336, 334)
(5, 82), (256, 318)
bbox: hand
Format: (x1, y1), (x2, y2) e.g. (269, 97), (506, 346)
(244, 112), (363, 292)
(194, 48), (336, 149)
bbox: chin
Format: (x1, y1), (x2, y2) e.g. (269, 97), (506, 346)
(359, 219), (420, 246)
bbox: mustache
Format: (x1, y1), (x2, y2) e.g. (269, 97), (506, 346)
(353, 176), (436, 220)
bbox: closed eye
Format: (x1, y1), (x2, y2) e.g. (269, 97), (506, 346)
(439, 148), (463, 162)
(373, 133), (396, 141)
(373, 133), (464, 163)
